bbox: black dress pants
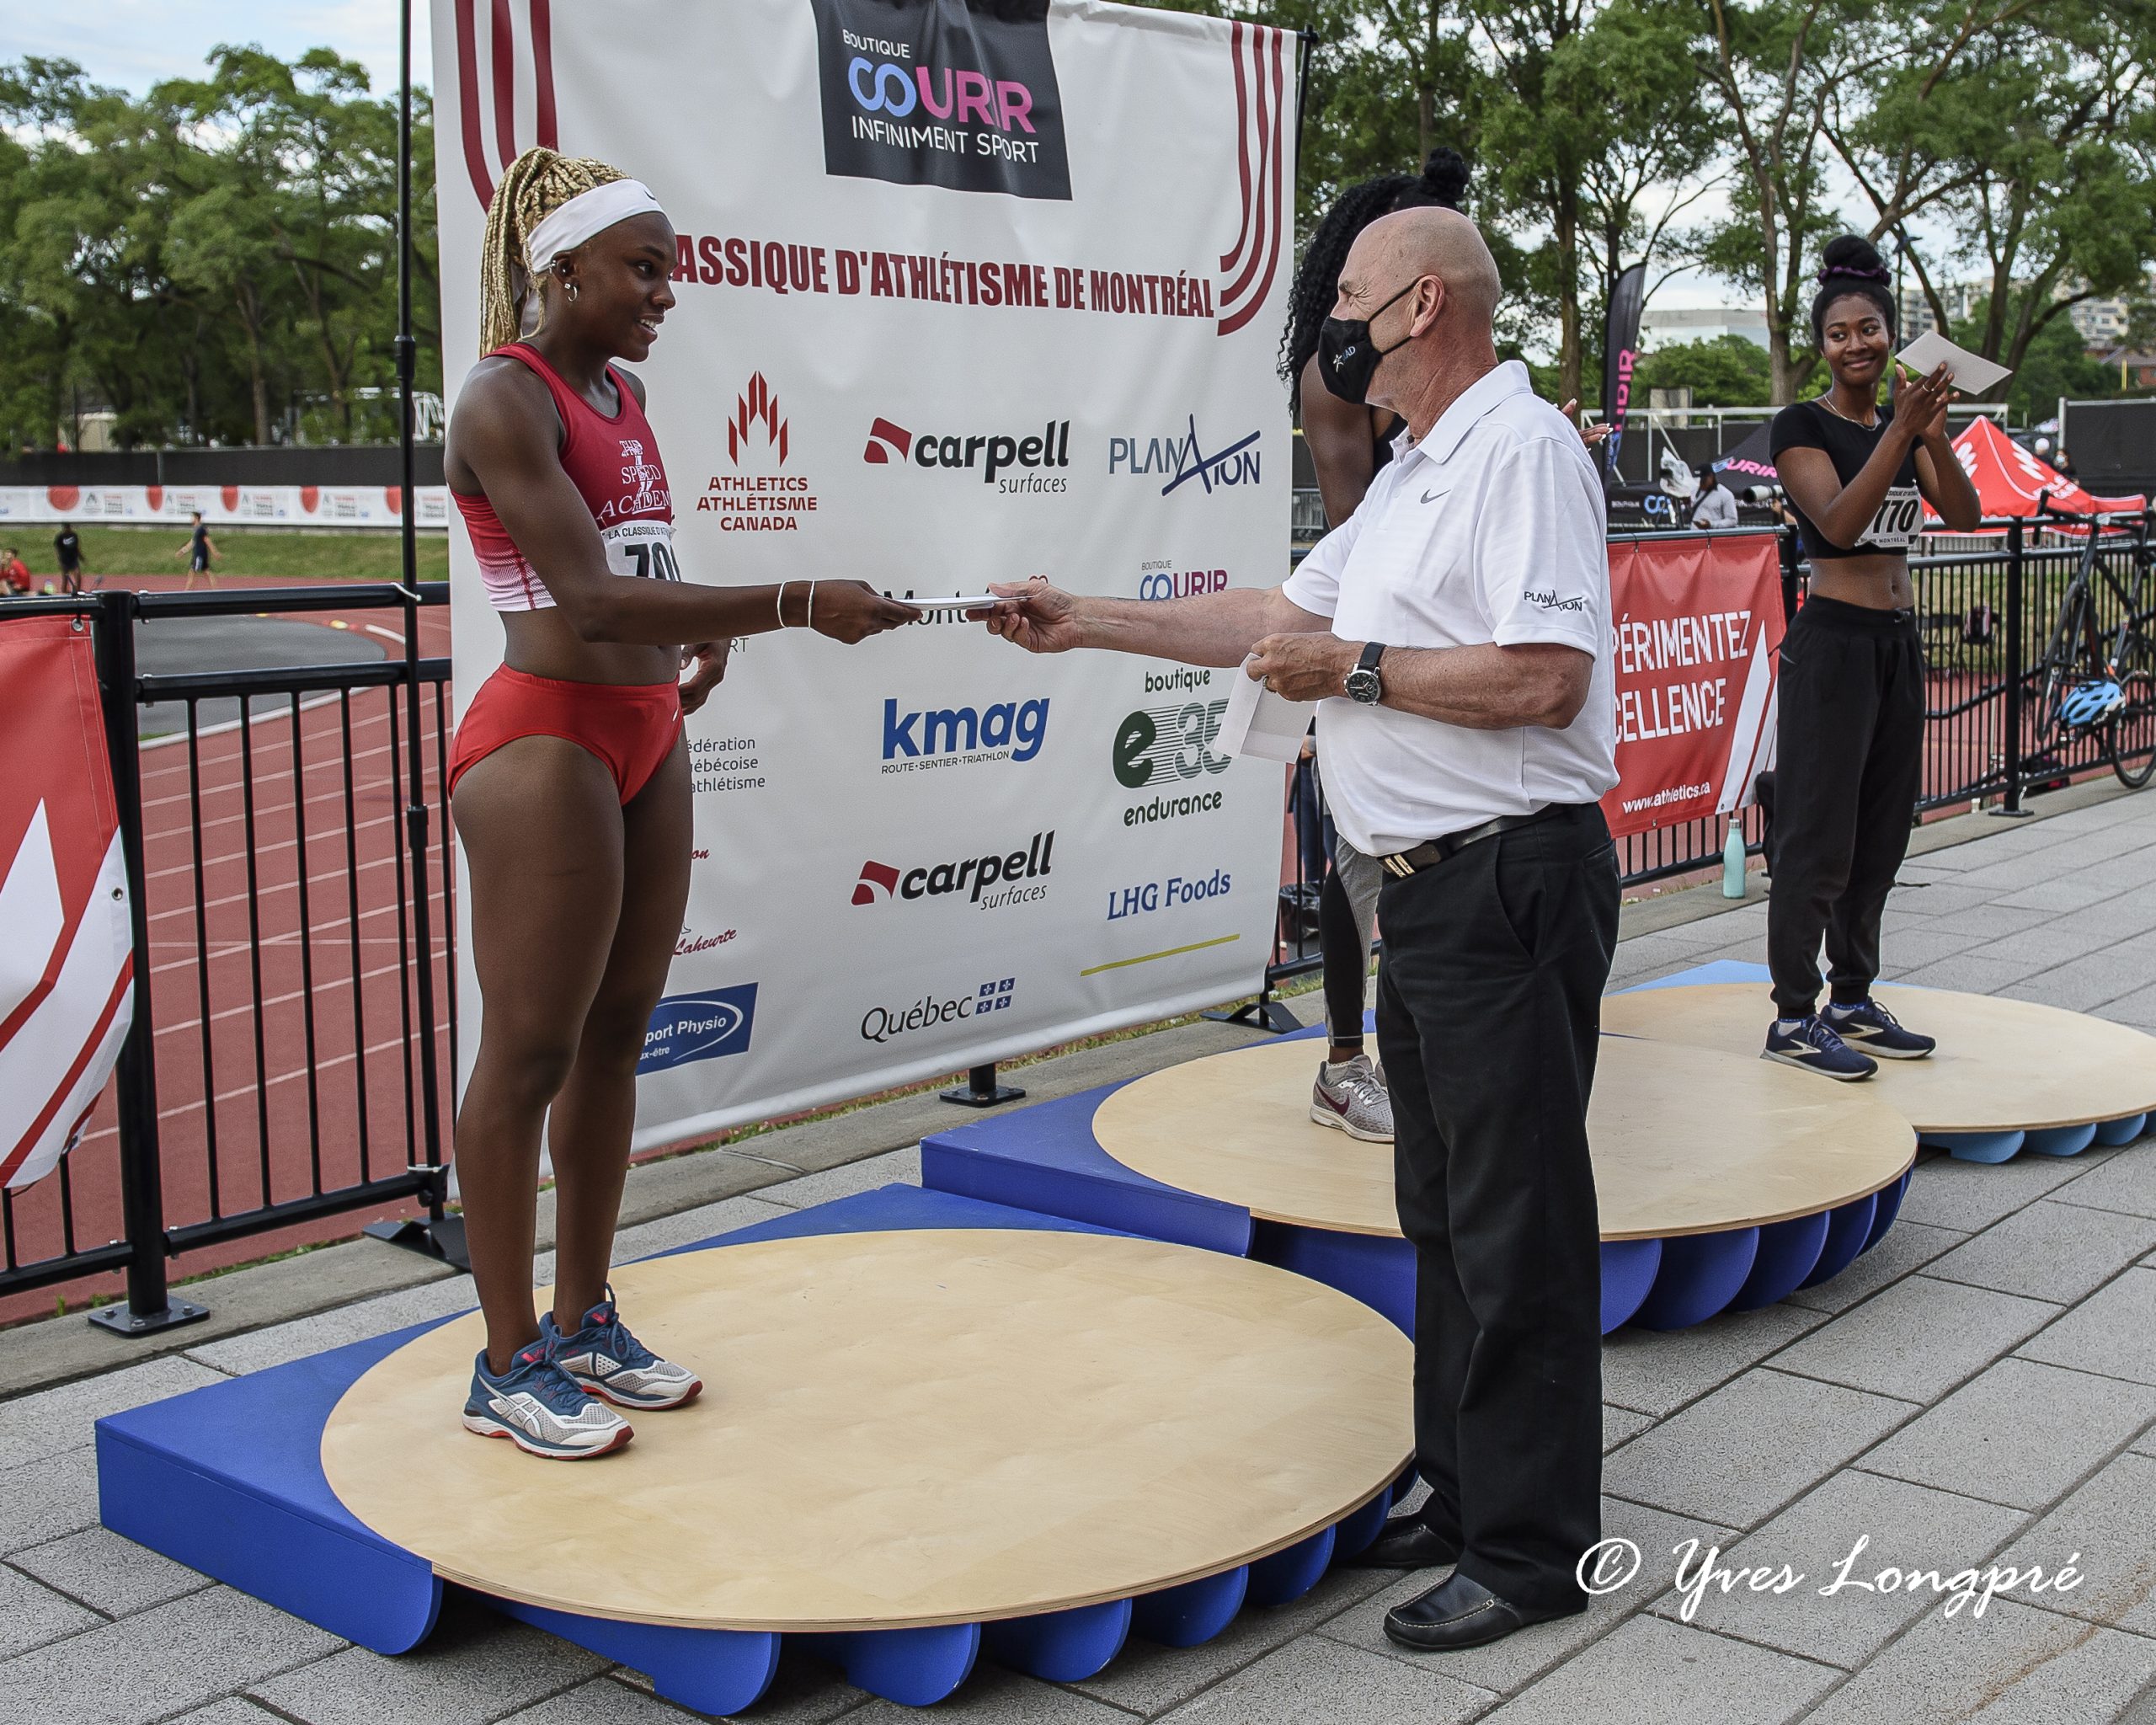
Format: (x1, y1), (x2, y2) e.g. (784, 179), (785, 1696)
(1766, 597), (1924, 1017)
(1374, 802), (1618, 1613)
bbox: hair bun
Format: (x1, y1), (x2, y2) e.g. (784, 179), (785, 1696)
(1417, 147), (1471, 209)
(1817, 233), (1890, 284)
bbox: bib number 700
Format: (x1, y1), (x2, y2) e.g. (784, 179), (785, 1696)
(605, 522), (682, 583)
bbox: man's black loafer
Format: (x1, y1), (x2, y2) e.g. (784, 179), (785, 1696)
(1383, 1571), (1574, 1652)
(1342, 1512), (1459, 1570)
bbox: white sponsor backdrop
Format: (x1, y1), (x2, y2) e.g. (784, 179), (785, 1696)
(0, 486), (449, 528)
(434, 0), (1299, 1149)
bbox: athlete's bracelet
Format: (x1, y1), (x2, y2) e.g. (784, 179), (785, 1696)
(775, 581), (790, 628)
(807, 581), (818, 631)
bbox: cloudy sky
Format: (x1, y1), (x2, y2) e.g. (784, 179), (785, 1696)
(13, 1), (428, 101)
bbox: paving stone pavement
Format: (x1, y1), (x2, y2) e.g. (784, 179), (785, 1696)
(6, 788), (2156, 1722)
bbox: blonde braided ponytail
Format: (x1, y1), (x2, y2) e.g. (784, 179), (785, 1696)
(478, 147), (630, 355)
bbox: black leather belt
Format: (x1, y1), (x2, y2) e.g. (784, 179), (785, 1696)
(1379, 804), (1564, 879)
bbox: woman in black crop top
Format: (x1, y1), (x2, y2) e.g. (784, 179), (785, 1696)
(1758, 236), (1983, 1081)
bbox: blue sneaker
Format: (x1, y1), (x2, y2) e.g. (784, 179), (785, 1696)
(462, 1338), (633, 1459)
(543, 1285), (702, 1411)
(1824, 996), (1936, 1060)
(1763, 1014), (1878, 1081)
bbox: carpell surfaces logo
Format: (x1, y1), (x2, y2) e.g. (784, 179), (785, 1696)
(1110, 415), (1262, 497)
(883, 694), (1050, 770)
(638, 984), (757, 1073)
(862, 975), (1017, 1044)
(809, 0), (1071, 201)
(862, 415), (1071, 494)
(851, 831), (1054, 912)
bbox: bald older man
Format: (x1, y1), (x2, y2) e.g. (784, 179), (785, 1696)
(980, 208), (1618, 1651)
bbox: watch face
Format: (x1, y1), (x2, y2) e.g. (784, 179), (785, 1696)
(1346, 667), (1380, 703)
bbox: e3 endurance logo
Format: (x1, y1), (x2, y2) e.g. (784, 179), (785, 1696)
(810, 0), (1071, 201)
(1114, 669), (1231, 827)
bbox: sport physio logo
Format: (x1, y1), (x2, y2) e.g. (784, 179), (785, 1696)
(862, 416), (1070, 494)
(809, 0), (1071, 201)
(1137, 562), (1230, 601)
(1106, 869), (1232, 922)
(851, 831), (1054, 912)
(883, 695), (1049, 770)
(1113, 672), (1231, 826)
(1110, 415), (1261, 498)
(862, 976), (1018, 1044)
(638, 984), (757, 1074)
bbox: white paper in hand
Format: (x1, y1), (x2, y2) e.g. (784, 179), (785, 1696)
(1218, 657), (1317, 763)
(1895, 331), (2012, 396)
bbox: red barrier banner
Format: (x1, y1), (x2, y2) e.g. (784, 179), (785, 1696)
(1601, 535), (1783, 839)
(0, 618), (133, 1189)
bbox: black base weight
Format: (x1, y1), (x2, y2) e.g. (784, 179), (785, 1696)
(1203, 998), (1304, 1035)
(942, 1065), (1027, 1108)
(88, 1297), (210, 1338)
(365, 1214), (471, 1270)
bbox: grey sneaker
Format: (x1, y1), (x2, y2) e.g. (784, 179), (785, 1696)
(543, 1285), (703, 1411)
(1311, 1054), (1395, 1142)
(462, 1338), (634, 1459)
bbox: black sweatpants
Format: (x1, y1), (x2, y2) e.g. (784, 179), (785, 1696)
(1374, 802), (1618, 1613)
(1766, 597), (1924, 1018)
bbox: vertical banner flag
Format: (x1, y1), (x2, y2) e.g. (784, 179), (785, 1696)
(1601, 261), (1646, 483)
(1600, 534), (1783, 837)
(0, 619), (134, 1189)
(434, 0), (1299, 1150)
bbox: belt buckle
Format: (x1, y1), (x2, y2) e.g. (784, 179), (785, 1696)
(1381, 852), (1416, 879)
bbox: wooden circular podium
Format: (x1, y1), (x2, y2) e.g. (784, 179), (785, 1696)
(321, 1227), (1411, 1634)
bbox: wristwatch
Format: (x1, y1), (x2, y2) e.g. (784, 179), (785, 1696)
(1344, 641), (1385, 704)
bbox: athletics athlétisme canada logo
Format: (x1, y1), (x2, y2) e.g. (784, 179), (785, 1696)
(729, 375), (787, 466)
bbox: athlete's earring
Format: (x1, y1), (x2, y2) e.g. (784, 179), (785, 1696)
(564, 279), (579, 302)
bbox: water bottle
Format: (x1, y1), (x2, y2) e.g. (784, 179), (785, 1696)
(1721, 820), (1747, 898)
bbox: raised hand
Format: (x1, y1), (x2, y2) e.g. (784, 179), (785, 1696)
(975, 577), (1083, 654)
(811, 580), (924, 644)
(1894, 362), (1954, 443)
(1561, 398), (1611, 449)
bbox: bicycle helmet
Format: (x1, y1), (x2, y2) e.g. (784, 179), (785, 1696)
(2058, 679), (2127, 729)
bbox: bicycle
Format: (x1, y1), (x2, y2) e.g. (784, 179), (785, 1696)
(2029, 496), (2156, 789)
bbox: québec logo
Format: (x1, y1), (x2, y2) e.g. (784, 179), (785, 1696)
(1110, 414), (1262, 497)
(862, 416), (1071, 492)
(883, 695), (1049, 767)
(638, 983), (758, 1073)
(851, 831), (1054, 911)
(808, 0), (1072, 201)
(1138, 561), (1230, 601)
(861, 976), (1017, 1044)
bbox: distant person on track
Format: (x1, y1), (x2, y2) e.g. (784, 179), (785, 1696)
(177, 512), (219, 588)
(1763, 234), (1983, 1079)
(2, 547), (29, 595)
(446, 147), (916, 1461)
(52, 523), (86, 594)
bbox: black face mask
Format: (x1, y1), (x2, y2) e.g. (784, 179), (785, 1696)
(1316, 278), (1422, 405)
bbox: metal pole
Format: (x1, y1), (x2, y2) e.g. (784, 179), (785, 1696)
(1999, 515), (2028, 816)
(88, 590), (207, 1335)
(941, 1064), (1026, 1108)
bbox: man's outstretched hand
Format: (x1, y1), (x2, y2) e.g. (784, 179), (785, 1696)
(1249, 632), (1357, 702)
(974, 577), (1083, 654)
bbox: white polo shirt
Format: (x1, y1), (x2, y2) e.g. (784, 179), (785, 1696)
(1282, 360), (1618, 857)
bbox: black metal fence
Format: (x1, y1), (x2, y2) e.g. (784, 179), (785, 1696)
(0, 584), (453, 1333)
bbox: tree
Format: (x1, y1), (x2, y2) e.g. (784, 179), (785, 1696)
(1634, 334), (1775, 405)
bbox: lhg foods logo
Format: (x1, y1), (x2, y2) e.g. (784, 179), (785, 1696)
(862, 976), (1017, 1044)
(638, 983), (757, 1073)
(809, 0), (1071, 201)
(852, 830), (1054, 912)
(863, 416), (1070, 495)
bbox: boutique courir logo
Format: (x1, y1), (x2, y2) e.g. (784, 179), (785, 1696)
(638, 984), (758, 1073)
(808, 0), (1072, 201)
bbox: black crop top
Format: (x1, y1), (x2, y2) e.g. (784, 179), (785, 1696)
(1769, 398), (1922, 560)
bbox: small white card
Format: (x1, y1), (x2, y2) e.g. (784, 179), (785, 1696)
(895, 594), (1006, 617)
(1218, 656), (1317, 764)
(1894, 331), (2013, 395)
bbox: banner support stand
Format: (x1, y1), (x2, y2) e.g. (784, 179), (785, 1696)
(1203, 991), (1302, 1036)
(941, 1065), (1026, 1109)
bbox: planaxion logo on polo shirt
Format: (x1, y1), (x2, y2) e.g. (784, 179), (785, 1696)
(808, 0), (1071, 201)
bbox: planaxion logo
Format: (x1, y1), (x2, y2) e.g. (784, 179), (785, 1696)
(862, 416), (1070, 493)
(1110, 416), (1262, 497)
(852, 831), (1054, 911)
(1138, 561), (1230, 601)
(862, 976), (1017, 1044)
(1106, 869), (1233, 922)
(700, 372), (818, 532)
(883, 695), (1049, 769)
(809, 0), (1070, 201)
(638, 983), (757, 1074)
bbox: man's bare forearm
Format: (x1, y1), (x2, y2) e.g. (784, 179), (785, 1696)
(1071, 586), (1323, 666)
(1379, 641), (1591, 730)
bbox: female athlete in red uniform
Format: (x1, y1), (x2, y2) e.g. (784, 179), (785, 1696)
(446, 148), (918, 1457)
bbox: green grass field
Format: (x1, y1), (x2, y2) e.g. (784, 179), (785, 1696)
(6, 525), (451, 583)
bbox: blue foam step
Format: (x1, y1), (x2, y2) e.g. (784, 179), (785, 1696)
(1599, 1238), (1663, 1332)
(494, 1598), (780, 1716)
(1631, 1228), (1759, 1330)
(1860, 1169), (1911, 1253)
(1251, 1222), (1413, 1334)
(981, 1599), (1131, 1683)
(1925, 1129), (2026, 1163)
(2023, 1122), (2099, 1158)
(2096, 1113), (2148, 1146)
(1130, 1566), (1249, 1647)
(1726, 1212), (1829, 1312)
(1799, 1194), (1878, 1287)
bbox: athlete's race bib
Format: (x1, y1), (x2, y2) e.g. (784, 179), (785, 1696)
(1858, 485), (1922, 552)
(602, 518), (680, 582)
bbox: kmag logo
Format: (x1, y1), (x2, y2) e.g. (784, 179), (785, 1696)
(699, 372), (817, 532)
(808, 0), (1071, 201)
(862, 415), (1070, 494)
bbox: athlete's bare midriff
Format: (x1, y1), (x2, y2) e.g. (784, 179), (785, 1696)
(1806, 553), (1915, 611)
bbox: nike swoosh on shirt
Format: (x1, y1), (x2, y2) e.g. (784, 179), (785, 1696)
(1420, 489), (1450, 505)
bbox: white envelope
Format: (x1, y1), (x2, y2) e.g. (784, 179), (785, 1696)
(1894, 331), (2012, 395)
(1218, 656), (1317, 763)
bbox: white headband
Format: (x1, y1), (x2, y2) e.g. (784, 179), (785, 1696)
(524, 179), (666, 274)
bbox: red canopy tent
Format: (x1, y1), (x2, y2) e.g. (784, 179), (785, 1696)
(1927, 414), (2145, 521)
